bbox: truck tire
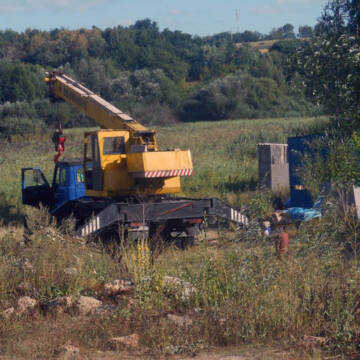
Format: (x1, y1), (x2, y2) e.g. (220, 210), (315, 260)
(182, 224), (200, 248)
(169, 223), (200, 249)
(149, 221), (199, 249)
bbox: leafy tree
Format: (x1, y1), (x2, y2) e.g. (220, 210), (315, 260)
(236, 30), (263, 43)
(282, 24), (296, 39)
(298, 25), (314, 38)
(182, 71), (317, 121)
(0, 19), (318, 128)
(233, 46), (261, 71)
(182, 73), (244, 120)
(0, 116), (46, 137)
(250, 52), (286, 88)
(269, 24), (296, 40)
(269, 28), (283, 40)
(0, 63), (46, 103)
(271, 39), (301, 55)
(297, 0), (360, 129)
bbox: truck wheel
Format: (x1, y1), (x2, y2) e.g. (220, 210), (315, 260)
(97, 224), (127, 247)
(150, 222), (200, 250)
(182, 224), (200, 248)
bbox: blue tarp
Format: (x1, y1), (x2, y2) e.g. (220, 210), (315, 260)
(283, 196), (323, 222)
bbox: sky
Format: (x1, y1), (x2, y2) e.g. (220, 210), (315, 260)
(0, 0), (327, 36)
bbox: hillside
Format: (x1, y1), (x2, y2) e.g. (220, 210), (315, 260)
(0, 22), (319, 139)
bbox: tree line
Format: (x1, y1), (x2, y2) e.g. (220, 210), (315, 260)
(0, 19), (327, 137)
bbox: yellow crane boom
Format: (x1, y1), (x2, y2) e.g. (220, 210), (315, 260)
(45, 70), (193, 198)
(45, 70), (157, 149)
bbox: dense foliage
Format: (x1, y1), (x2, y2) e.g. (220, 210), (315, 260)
(0, 21), (319, 136)
(296, 0), (360, 131)
(290, 0), (360, 199)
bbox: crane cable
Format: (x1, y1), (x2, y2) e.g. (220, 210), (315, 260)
(51, 103), (66, 163)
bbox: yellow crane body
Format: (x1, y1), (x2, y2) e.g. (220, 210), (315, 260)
(45, 71), (193, 197)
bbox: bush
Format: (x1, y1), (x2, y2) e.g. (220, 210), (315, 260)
(155, 238), (360, 355)
(0, 62), (46, 103)
(0, 116), (46, 138)
(0, 100), (96, 135)
(181, 72), (318, 121)
(131, 103), (178, 126)
(0, 206), (123, 303)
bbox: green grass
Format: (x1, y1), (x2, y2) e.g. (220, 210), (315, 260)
(2, 116), (360, 359)
(0, 116), (326, 224)
(157, 117), (325, 200)
(0, 207), (358, 359)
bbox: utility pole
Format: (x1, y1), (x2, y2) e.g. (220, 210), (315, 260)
(235, 9), (240, 33)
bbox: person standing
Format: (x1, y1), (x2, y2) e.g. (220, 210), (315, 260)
(273, 224), (290, 259)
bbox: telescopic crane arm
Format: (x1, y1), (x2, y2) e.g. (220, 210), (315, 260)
(45, 70), (157, 150)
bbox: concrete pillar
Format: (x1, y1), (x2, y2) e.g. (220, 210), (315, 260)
(258, 143), (289, 192)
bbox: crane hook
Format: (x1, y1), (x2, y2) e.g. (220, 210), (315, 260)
(52, 123), (66, 163)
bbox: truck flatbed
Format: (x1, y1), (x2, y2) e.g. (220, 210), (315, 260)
(22, 162), (248, 245)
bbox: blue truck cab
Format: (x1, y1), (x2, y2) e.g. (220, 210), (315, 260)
(22, 159), (86, 211)
(21, 160), (250, 241)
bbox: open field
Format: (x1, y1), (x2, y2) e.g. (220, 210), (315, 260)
(0, 116), (325, 224)
(236, 38), (309, 54)
(236, 40), (279, 54)
(1, 116), (359, 359)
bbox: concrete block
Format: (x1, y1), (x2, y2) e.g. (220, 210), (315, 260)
(258, 143), (289, 192)
(343, 185), (360, 219)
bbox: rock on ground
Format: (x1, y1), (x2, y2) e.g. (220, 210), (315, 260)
(16, 281), (32, 294)
(107, 334), (139, 351)
(47, 296), (73, 314)
(303, 335), (327, 347)
(16, 296), (37, 315)
(58, 344), (82, 360)
(95, 304), (118, 315)
(1, 307), (15, 320)
(167, 313), (193, 327)
(15, 258), (33, 271)
(163, 276), (195, 301)
(63, 267), (78, 276)
(74, 296), (102, 315)
(103, 279), (134, 297)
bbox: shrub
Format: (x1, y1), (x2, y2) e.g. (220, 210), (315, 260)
(155, 237), (360, 354)
(131, 103), (178, 126)
(182, 72), (318, 121)
(0, 116), (46, 138)
(0, 206), (123, 303)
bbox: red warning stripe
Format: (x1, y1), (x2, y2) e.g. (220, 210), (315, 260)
(143, 169), (194, 178)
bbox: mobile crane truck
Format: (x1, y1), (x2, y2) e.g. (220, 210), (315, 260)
(21, 70), (248, 246)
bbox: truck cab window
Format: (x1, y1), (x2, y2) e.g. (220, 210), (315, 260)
(77, 168), (84, 183)
(55, 167), (67, 186)
(93, 136), (100, 163)
(84, 134), (101, 190)
(103, 137), (126, 155)
(24, 169), (45, 188)
(85, 135), (92, 161)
